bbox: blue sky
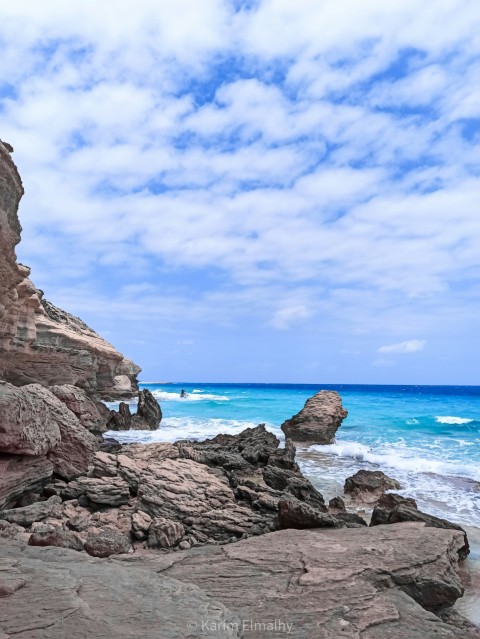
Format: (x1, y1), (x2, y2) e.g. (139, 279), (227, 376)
(1, 0), (480, 384)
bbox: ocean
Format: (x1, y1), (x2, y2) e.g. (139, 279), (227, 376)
(105, 382), (480, 529)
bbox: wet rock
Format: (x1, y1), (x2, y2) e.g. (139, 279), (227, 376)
(107, 402), (133, 431)
(344, 469), (402, 503)
(370, 492), (418, 525)
(131, 389), (162, 430)
(328, 496), (346, 512)
(281, 390), (348, 444)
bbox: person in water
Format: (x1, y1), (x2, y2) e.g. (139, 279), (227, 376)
(180, 389), (188, 398)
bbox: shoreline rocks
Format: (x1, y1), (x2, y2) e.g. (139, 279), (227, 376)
(344, 468), (402, 503)
(281, 390), (347, 444)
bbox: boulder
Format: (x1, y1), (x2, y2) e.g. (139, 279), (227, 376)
(29, 529), (84, 551)
(49, 384), (109, 436)
(0, 496), (61, 527)
(47, 413), (99, 480)
(147, 517), (185, 549)
(0, 453), (53, 509)
(131, 389), (162, 430)
(75, 476), (131, 507)
(84, 525), (131, 557)
(278, 497), (345, 530)
(344, 469), (402, 503)
(370, 492), (418, 525)
(0, 382), (63, 455)
(280, 390), (348, 444)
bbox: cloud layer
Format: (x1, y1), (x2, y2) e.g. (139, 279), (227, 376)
(1, 1), (479, 382)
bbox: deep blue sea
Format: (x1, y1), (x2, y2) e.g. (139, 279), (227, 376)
(106, 383), (480, 527)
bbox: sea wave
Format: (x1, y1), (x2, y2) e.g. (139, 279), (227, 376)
(310, 439), (480, 481)
(151, 390), (229, 402)
(105, 417), (277, 444)
(436, 416), (474, 424)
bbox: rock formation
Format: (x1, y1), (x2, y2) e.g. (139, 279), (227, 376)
(281, 389), (348, 443)
(0, 140), (140, 400)
(107, 389), (162, 431)
(344, 468), (402, 502)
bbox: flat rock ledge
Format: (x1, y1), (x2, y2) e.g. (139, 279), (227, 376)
(0, 523), (478, 638)
(281, 390), (348, 444)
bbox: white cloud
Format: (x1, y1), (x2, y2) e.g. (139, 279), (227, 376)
(270, 305), (311, 330)
(378, 340), (426, 354)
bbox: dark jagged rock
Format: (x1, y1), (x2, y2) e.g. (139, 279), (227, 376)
(107, 390), (161, 431)
(328, 495), (346, 512)
(132, 388), (162, 429)
(281, 390), (348, 444)
(344, 469), (402, 503)
(371, 492), (418, 525)
(278, 497), (345, 529)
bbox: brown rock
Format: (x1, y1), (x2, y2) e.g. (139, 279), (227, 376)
(29, 529), (84, 552)
(131, 511), (152, 540)
(84, 525), (131, 557)
(132, 389), (162, 430)
(147, 517), (185, 549)
(0, 496), (61, 527)
(49, 384), (109, 436)
(278, 497), (345, 530)
(132, 523), (475, 637)
(0, 382), (63, 455)
(370, 492), (418, 525)
(76, 476), (131, 507)
(0, 453), (53, 509)
(47, 412), (99, 480)
(281, 390), (348, 444)
(344, 469), (402, 503)
(0, 143), (140, 400)
(383, 504), (470, 560)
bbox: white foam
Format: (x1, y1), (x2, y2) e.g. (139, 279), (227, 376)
(105, 417), (278, 445)
(310, 440), (480, 481)
(151, 390), (229, 402)
(436, 416), (474, 425)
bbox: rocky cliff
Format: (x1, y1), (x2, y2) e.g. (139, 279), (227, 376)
(0, 140), (140, 400)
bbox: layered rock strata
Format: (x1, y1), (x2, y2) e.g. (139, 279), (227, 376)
(281, 389), (348, 443)
(0, 140), (140, 399)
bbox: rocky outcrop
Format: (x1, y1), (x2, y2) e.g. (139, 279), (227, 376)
(0, 540), (240, 638)
(370, 492), (418, 524)
(344, 469), (402, 502)
(49, 384), (110, 437)
(0, 522), (476, 638)
(107, 389), (161, 431)
(0, 140), (140, 399)
(0, 454), (53, 509)
(281, 390), (348, 443)
(122, 523), (477, 638)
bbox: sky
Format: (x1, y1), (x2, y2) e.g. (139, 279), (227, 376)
(1, 0), (480, 384)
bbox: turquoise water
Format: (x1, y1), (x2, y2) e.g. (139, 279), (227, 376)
(106, 383), (480, 527)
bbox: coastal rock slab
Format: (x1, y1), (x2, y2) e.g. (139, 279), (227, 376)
(122, 523), (476, 638)
(344, 469), (402, 502)
(0, 496), (61, 527)
(0, 540), (240, 638)
(280, 390), (348, 444)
